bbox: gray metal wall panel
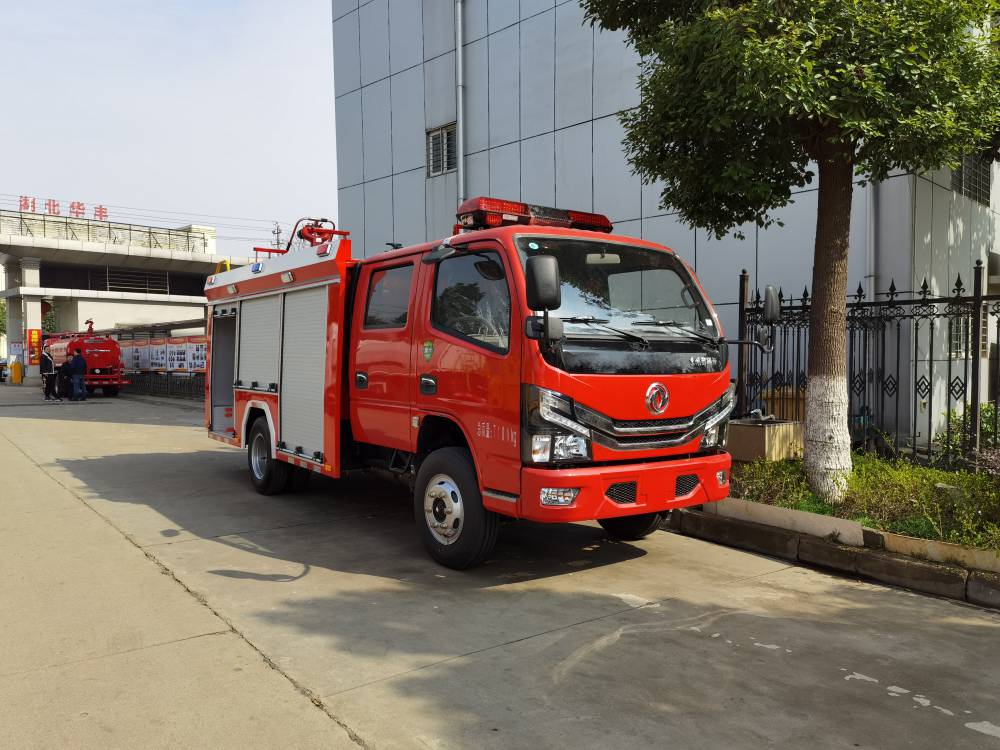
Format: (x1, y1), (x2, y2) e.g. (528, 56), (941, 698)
(488, 26), (519, 147)
(360, 0), (390, 85)
(280, 287), (328, 459)
(463, 0), (487, 42)
(554, 1), (593, 129)
(335, 90), (364, 187)
(554, 122), (592, 211)
(593, 27), (640, 118)
(422, 0), (455, 59)
(424, 51), (456, 128)
(238, 296), (281, 388)
(519, 10), (555, 140)
(338, 185), (365, 255)
(642, 179), (667, 219)
(362, 79), (392, 180)
(364, 177), (394, 257)
(521, 0), (554, 17)
(393, 169), (426, 245)
(489, 143), (521, 199)
(389, 0), (423, 73)
(426, 172), (458, 241)
(488, 0), (517, 33)
(593, 115), (640, 222)
(333, 12), (361, 96)
(520, 133), (554, 206)
(699, 225), (755, 304)
(463, 39), (489, 153)
(465, 150), (489, 198)
(391, 67), (426, 173)
(332, 0), (358, 20)
(758, 189), (819, 301)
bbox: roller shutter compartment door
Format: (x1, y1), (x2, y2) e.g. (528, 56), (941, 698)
(238, 296), (281, 389)
(280, 286), (328, 459)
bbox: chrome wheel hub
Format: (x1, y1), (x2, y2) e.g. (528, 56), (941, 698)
(423, 474), (463, 545)
(251, 433), (268, 480)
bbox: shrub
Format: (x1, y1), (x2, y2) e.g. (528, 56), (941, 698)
(731, 454), (1000, 550)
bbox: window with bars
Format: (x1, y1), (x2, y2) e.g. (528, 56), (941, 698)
(426, 123), (457, 178)
(951, 155), (992, 206)
(949, 304), (989, 360)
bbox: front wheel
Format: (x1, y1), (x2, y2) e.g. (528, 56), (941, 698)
(414, 447), (498, 569)
(247, 416), (289, 495)
(598, 512), (664, 541)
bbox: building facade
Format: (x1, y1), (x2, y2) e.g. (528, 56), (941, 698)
(333, 0), (1000, 429)
(1, 210), (248, 381)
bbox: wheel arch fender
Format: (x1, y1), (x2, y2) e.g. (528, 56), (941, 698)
(242, 401), (278, 457)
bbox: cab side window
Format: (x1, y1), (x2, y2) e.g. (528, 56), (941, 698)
(432, 252), (511, 353)
(364, 264), (414, 329)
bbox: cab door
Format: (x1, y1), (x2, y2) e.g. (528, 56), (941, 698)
(349, 259), (417, 451)
(413, 242), (522, 497)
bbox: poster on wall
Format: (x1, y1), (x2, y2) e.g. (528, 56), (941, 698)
(134, 340), (150, 370)
(166, 337), (188, 371)
(119, 344), (133, 371)
(148, 339), (167, 371)
(186, 336), (208, 372)
(27, 328), (42, 366)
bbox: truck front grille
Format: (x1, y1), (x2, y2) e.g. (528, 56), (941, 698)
(675, 474), (699, 497)
(605, 481), (637, 504)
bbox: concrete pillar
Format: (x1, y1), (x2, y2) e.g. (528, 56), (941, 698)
(18, 258), (42, 384)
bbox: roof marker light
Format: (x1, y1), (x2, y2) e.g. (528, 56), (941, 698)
(226, 284), (237, 294)
(206, 275), (216, 286)
(281, 271), (294, 283)
(456, 197), (613, 233)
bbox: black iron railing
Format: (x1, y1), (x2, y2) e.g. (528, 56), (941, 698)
(735, 260), (999, 465)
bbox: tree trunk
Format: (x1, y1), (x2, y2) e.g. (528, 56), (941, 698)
(804, 148), (854, 501)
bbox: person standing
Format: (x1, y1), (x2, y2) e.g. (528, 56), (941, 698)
(58, 358), (73, 400)
(40, 345), (60, 401)
(70, 348), (88, 402)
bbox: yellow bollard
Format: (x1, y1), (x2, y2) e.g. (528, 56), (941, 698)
(9, 360), (24, 384)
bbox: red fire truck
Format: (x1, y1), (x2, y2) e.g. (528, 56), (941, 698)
(204, 198), (777, 568)
(47, 320), (129, 396)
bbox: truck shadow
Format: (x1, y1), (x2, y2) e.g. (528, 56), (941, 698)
(55, 449), (647, 587)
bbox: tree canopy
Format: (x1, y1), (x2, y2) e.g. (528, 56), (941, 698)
(583, 0), (1000, 238)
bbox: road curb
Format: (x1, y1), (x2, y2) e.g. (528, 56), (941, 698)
(669, 509), (997, 610)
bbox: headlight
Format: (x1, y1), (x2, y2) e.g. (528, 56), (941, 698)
(523, 385), (592, 463)
(701, 384), (735, 448)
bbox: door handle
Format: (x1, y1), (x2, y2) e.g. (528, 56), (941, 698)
(355, 371), (369, 389)
(419, 374), (437, 395)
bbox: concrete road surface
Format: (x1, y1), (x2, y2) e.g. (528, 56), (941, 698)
(1, 386), (999, 749)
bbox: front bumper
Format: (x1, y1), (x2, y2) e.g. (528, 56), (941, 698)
(517, 450), (731, 522)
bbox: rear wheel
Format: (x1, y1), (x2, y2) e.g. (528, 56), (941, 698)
(598, 512), (664, 541)
(247, 417), (289, 495)
(414, 447), (498, 569)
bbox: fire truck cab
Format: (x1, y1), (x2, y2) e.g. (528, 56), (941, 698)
(205, 199), (743, 569)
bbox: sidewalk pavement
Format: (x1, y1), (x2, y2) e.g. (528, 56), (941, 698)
(0, 426), (357, 749)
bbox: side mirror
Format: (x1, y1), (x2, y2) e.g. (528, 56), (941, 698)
(763, 285), (780, 325)
(525, 255), (561, 311)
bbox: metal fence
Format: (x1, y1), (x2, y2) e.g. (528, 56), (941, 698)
(127, 372), (205, 400)
(736, 260), (1000, 464)
(0, 210), (209, 253)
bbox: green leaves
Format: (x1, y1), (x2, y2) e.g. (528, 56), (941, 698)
(583, 0), (1000, 235)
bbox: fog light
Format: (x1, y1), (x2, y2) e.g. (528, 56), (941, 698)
(716, 470), (728, 486)
(701, 425), (719, 448)
(531, 435), (551, 462)
(540, 487), (579, 506)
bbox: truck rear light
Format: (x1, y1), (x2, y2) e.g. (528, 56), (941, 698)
(540, 488), (579, 506)
(457, 196), (613, 233)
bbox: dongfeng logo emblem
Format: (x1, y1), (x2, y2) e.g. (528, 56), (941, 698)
(645, 382), (669, 415)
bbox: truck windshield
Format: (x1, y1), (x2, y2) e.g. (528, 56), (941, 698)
(515, 237), (716, 339)
(515, 236), (724, 375)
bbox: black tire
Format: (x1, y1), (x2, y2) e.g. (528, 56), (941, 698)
(103, 386), (119, 397)
(598, 512), (664, 541)
(414, 447), (498, 569)
(247, 417), (289, 495)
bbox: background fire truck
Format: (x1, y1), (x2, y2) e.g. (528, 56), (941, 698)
(46, 320), (129, 397)
(205, 200), (777, 569)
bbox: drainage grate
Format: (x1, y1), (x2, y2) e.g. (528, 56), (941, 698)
(605, 481), (637, 504)
(675, 474), (699, 497)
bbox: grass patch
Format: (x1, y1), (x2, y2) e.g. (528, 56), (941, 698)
(731, 454), (1000, 550)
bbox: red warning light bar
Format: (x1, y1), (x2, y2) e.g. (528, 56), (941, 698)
(456, 197), (613, 233)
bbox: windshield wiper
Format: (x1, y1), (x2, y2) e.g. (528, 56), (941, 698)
(559, 316), (650, 349)
(633, 319), (718, 344)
